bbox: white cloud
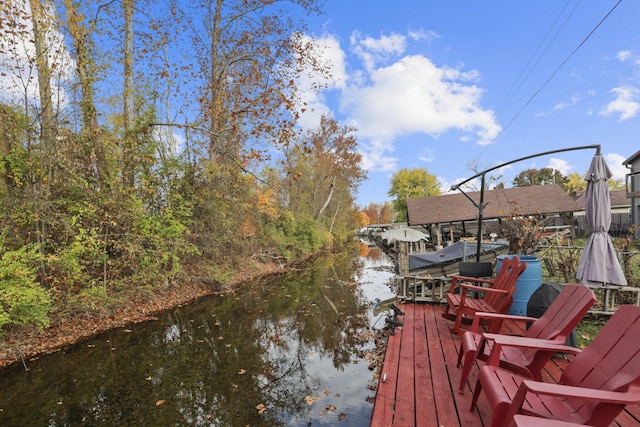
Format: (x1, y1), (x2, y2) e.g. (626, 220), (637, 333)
(407, 28), (440, 44)
(553, 94), (581, 111)
(604, 153), (628, 182)
(359, 137), (397, 172)
(599, 86), (640, 121)
(546, 158), (571, 175)
(617, 50), (632, 62)
(300, 30), (501, 173)
(350, 31), (407, 72)
(341, 55), (500, 147)
(418, 148), (435, 163)
(294, 33), (348, 129)
(0, 2), (74, 107)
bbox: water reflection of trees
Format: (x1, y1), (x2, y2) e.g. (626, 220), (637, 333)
(0, 248), (379, 426)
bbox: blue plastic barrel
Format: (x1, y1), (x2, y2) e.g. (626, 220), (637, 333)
(496, 255), (542, 316)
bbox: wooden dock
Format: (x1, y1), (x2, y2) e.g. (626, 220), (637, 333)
(370, 302), (640, 426)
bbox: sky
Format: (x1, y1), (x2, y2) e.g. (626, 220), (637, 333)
(2, 1), (638, 210)
(296, 0), (640, 207)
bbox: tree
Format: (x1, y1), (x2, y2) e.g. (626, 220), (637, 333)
(279, 115), (365, 234)
(388, 168), (440, 222)
(63, 0), (111, 190)
(0, 0), (372, 335)
(466, 159), (505, 190)
(608, 178), (625, 191)
(122, 0), (135, 188)
(562, 171), (623, 196)
(564, 172), (587, 196)
(512, 167), (566, 187)
(172, 0), (324, 168)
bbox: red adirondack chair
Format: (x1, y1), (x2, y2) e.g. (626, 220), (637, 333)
(443, 256), (527, 335)
(512, 415), (584, 426)
(456, 284), (596, 393)
(471, 305), (640, 427)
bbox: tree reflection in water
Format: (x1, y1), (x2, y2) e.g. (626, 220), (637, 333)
(0, 241), (396, 426)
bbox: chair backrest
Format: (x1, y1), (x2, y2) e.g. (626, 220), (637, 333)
(483, 256), (526, 311)
(520, 284), (595, 360)
(561, 305), (640, 426)
(525, 284), (595, 340)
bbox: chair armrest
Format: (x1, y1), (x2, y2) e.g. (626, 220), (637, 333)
(470, 312), (538, 332)
(458, 285), (509, 315)
(482, 334), (580, 367)
(484, 334), (580, 352)
(519, 380), (640, 405)
(448, 275), (492, 295)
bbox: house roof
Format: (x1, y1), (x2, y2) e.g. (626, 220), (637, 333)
(623, 149), (640, 166)
(573, 190), (630, 210)
(407, 184), (577, 226)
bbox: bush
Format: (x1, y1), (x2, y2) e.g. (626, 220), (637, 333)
(0, 243), (52, 331)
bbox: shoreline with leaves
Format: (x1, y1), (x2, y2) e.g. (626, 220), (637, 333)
(0, 1), (371, 373)
(0, 251), (325, 372)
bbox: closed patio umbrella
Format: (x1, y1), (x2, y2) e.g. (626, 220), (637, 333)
(576, 154), (627, 288)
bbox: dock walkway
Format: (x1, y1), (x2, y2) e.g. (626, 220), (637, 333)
(371, 302), (640, 426)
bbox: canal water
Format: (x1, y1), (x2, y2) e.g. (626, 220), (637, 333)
(0, 241), (397, 426)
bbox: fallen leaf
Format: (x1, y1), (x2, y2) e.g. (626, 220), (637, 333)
(305, 395), (322, 405)
(256, 403), (266, 414)
(238, 369), (247, 375)
(155, 399), (166, 406)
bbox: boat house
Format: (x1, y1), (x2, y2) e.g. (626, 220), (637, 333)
(406, 184), (578, 247)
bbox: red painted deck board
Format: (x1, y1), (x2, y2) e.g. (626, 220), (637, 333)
(370, 303), (640, 426)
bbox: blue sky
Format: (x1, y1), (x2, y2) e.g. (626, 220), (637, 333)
(296, 0), (639, 207)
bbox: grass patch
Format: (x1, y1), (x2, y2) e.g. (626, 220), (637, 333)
(575, 313), (608, 349)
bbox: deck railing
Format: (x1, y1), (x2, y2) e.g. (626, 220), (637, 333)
(396, 245), (640, 313)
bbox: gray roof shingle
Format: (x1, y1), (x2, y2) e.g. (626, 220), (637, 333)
(407, 184), (578, 226)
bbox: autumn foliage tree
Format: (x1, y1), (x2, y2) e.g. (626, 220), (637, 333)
(361, 202), (393, 225)
(0, 0), (369, 334)
(388, 168), (441, 222)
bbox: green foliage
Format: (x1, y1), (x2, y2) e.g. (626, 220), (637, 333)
(0, 145), (29, 190)
(261, 211), (328, 260)
(46, 216), (105, 290)
(293, 216), (325, 253)
(66, 284), (116, 315)
(388, 168), (441, 222)
(130, 197), (198, 283)
(0, 240), (52, 331)
(262, 210), (297, 260)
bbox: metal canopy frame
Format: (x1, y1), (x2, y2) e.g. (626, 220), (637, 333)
(451, 144), (601, 261)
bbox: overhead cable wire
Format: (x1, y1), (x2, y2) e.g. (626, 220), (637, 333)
(492, 0), (622, 145)
(496, 0), (575, 115)
(459, 0), (622, 187)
